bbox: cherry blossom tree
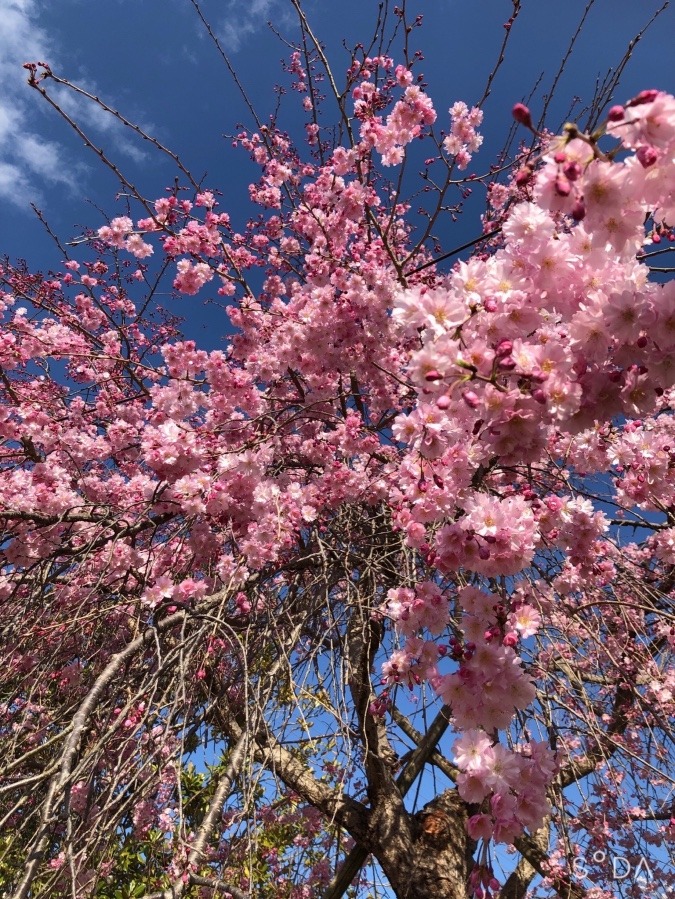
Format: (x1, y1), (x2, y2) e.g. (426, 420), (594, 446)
(1, 3), (674, 898)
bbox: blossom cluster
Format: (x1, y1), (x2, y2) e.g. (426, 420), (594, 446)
(443, 101), (484, 170)
(454, 730), (557, 843)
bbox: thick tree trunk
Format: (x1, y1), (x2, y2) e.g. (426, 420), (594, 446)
(370, 789), (474, 899)
(340, 602), (475, 898)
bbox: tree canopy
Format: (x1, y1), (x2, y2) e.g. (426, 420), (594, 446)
(1, 4), (674, 898)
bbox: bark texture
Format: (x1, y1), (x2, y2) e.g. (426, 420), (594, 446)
(370, 789), (474, 899)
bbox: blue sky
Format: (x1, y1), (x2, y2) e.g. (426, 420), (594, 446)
(1, 0), (672, 313)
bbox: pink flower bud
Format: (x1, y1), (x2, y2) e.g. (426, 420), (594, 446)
(495, 339), (513, 357)
(554, 175), (571, 197)
(436, 394), (451, 409)
(503, 632), (518, 647)
(425, 369), (443, 381)
(570, 198), (586, 221)
(463, 390), (481, 408)
(512, 102), (533, 129)
(627, 89), (659, 107)
(563, 160), (581, 181)
(514, 166), (533, 187)
(607, 105), (625, 122)
(636, 145), (659, 168)
(532, 388), (547, 404)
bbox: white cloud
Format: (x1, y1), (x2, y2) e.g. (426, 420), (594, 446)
(0, 102), (21, 146)
(0, 0), (45, 69)
(16, 134), (80, 189)
(215, 0), (289, 53)
(49, 82), (152, 164)
(0, 0), (58, 208)
(0, 159), (38, 209)
(0, 0), (147, 214)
